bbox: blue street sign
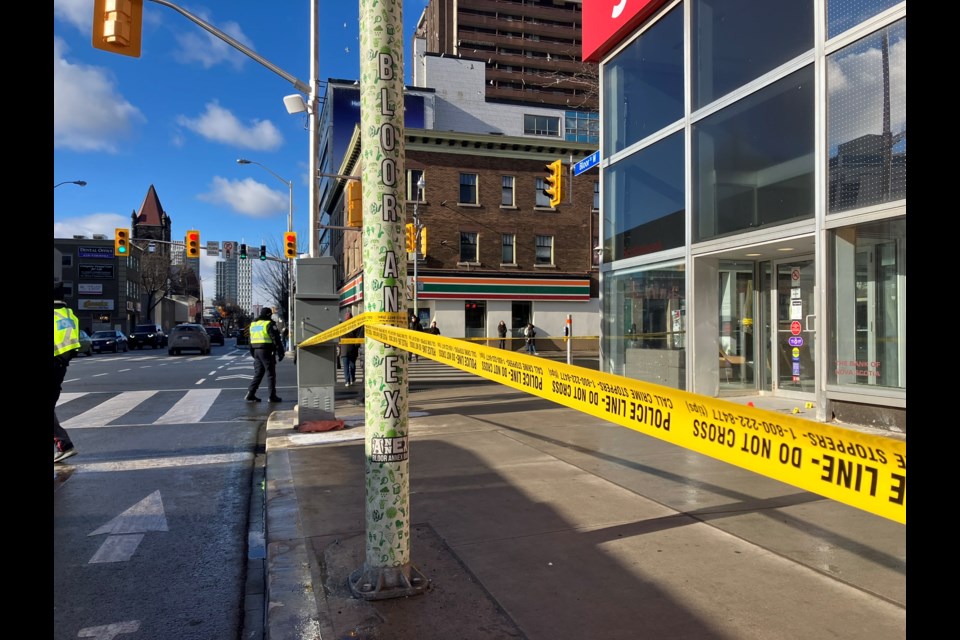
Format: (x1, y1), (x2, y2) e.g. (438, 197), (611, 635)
(573, 150), (600, 176)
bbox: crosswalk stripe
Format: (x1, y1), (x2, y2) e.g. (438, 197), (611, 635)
(154, 389), (221, 424)
(61, 390), (157, 429)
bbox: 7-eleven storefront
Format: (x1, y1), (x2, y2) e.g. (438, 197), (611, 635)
(338, 273), (599, 348)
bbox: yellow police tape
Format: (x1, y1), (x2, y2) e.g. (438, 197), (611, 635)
(300, 313), (906, 524)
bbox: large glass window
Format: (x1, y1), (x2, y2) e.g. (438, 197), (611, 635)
(604, 131), (685, 261)
(459, 173), (478, 205)
(460, 232), (478, 262)
(501, 176), (515, 206)
(501, 234), (515, 264)
(828, 217), (905, 390)
(601, 262), (686, 389)
(565, 111), (599, 144)
(603, 4), (683, 155)
(693, 65), (815, 242)
(692, 0), (812, 109)
(524, 114), (560, 137)
(827, 19), (906, 213)
(828, 0), (902, 39)
(535, 236), (554, 265)
(535, 177), (551, 208)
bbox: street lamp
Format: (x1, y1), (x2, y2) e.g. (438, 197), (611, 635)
(236, 158), (295, 354)
(412, 175), (425, 321)
(54, 180), (87, 189)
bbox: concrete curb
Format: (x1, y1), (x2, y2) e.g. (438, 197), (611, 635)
(264, 411), (322, 640)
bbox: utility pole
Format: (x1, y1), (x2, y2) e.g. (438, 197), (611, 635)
(348, 0), (427, 601)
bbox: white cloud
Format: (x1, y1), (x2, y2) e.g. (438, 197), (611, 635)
(198, 176), (288, 218)
(176, 101), (283, 150)
(54, 37), (147, 152)
(172, 10), (251, 70)
(53, 0), (91, 31)
(54, 213), (130, 239)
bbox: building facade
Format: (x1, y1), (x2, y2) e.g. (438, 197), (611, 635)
(416, 0), (598, 111)
(585, 0), (906, 430)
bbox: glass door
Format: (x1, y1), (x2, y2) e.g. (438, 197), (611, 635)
(773, 258), (816, 397)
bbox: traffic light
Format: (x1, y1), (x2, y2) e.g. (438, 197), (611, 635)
(346, 180), (362, 227)
(239, 243), (247, 260)
(260, 244), (267, 261)
(419, 226), (427, 256)
(543, 159), (563, 208)
(114, 228), (129, 257)
(405, 223), (417, 253)
(92, 0), (144, 58)
(185, 230), (200, 258)
(284, 232), (298, 259)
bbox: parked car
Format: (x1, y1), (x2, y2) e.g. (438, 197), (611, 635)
(76, 330), (93, 357)
(129, 323), (167, 349)
(90, 329), (129, 353)
(168, 324), (211, 355)
(205, 326), (225, 346)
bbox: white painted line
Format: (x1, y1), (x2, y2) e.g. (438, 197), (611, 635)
(89, 534), (144, 563)
(77, 620), (140, 638)
(90, 490), (168, 535)
(61, 390), (156, 429)
(154, 389), (221, 424)
(74, 452), (252, 473)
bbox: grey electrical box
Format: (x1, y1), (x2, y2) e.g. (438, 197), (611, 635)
(294, 257), (339, 424)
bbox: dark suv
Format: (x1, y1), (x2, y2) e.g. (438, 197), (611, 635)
(205, 326), (225, 346)
(129, 324), (167, 349)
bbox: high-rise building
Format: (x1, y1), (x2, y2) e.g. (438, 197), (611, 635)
(415, 0), (597, 111)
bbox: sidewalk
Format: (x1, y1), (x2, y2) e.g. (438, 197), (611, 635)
(263, 357), (906, 639)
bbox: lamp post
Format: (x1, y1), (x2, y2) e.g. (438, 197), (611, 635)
(412, 175), (425, 322)
(54, 180), (87, 189)
(236, 158), (295, 354)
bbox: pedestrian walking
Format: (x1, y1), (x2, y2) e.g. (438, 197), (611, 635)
(426, 320), (441, 335)
(245, 307), (284, 403)
(340, 312), (361, 387)
(524, 323), (538, 355)
(497, 320), (508, 349)
(54, 285), (80, 463)
(409, 314), (423, 361)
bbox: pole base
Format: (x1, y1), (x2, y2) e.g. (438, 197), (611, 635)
(348, 562), (430, 601)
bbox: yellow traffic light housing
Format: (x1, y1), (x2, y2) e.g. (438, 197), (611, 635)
(346, 180), (362, 227)
(92, 0), (144, 58)
(114, 228), (129, 257)
(405, 223), (417, 253)
(419, 226), (427, 256)
(185, 230), (200, 258)
(284, 232), (298, 259)
(543, 159), (563, 208)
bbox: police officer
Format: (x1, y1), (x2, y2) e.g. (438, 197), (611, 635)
(245, 307), (285, 403)
(54, 285), (80, 463)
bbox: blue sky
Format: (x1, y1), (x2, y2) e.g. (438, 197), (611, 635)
(54, 0), (428, 306)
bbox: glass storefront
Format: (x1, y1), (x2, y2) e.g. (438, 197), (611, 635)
(598, 1), (906, 421)
(602, 262), (686, 388)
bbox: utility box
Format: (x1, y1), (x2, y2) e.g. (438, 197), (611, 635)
(294, 257), (339, 424)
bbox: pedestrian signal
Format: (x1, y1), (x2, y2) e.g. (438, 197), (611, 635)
(114, 228), (129, 257)
(239, 243), (247, 260)
(543, 159), (563, 208)
(185, 230), (200, 258)
(346, 180), (362, 227)
(92, 0), (144, 58)
(284, 232), (298, 259)
(405, 223), (417, 253)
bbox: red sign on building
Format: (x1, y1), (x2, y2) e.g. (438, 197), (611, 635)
(790, 321), (802, 335)
(582, 0), (670, 62)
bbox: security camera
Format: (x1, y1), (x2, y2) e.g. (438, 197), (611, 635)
(283, 94), (307, 114)
(593, 246), (603, 251)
